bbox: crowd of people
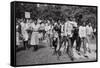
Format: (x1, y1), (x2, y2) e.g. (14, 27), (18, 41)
(16, 17), (96, 61)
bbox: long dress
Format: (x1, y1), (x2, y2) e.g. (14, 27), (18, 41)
(30, 23), (40, 45)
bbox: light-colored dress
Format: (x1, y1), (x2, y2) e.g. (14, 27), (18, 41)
(30, 23), (40, 45)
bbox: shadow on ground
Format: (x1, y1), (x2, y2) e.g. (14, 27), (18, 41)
(16, 44), (46, 52)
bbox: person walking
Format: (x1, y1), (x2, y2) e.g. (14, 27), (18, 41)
(79, 22), (88, 57)
(20, 19), (29, 50)
(63, 18), (74, 61)
(30, 20), (40, 51)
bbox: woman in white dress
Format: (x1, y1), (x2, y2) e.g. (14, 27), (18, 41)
(30, 20), (40, 51)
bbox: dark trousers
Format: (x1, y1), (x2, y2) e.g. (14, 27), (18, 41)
(52, 37), (62, 57)
(23, 41), (28, 49)
(53, 38), (58, 52)
(61, 36), (72, 48)
(71, 35), (81, 52)
(61, 36), (73, 60)
(49, 36), (53, 47)
(33, 45), (38, 51)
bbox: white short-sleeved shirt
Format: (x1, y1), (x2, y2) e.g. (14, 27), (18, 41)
(71, 21), (77, 27)
(31, 22), (40, 31)
(86, 25), (93, 35)
(45, 24), (51, 32)
(64, 21), (73, 37)
(61, 24), (64, 32)
(40, 23), (45, 30)
(79, 26), (86, 38)
(49, 25), (53, 35)
(60, 24), (64, 36)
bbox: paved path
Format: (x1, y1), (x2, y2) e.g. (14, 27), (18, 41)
(16, 39), (97, 65)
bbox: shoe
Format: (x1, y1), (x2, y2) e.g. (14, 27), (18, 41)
(70, 58), (74, 61)
(84, 53), (88, 58)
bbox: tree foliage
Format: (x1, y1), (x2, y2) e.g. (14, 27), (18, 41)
(15, 3), (97, 28)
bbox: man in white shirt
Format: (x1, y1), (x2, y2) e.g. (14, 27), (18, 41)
(79, 25), (87, 38)
(63, 18), (76, 61)
(79, 22), (88, 56)
(70, 20), (82, 53)
(64, 21), (73, 37)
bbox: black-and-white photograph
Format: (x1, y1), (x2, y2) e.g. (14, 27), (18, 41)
(14, 1), (97, 66)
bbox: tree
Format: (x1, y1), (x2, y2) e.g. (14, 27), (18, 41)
(15, 2), (97, 28)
